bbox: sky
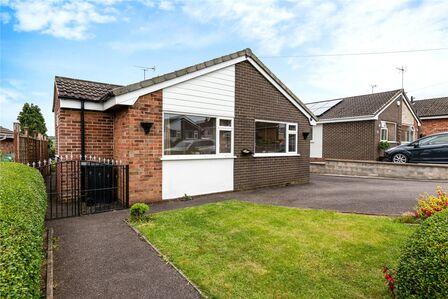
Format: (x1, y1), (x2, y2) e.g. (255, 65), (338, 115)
(1, 0), (447, 136)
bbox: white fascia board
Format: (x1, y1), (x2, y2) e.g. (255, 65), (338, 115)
(246, 57), (316, 125)
(375, 92), (422, 126)
(420, 115), (448, 120)
(104, 56), (247, 110)
(317, 115), (375, 124)
(60, 99), (104, 111)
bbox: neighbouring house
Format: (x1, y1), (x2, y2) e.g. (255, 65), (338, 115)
(307, 89), (421, 161)
(53, 48), (316, 203)
(0, 126), (14, 155)
(412, 97), (448, 136)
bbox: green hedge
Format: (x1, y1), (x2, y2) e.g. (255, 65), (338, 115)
(0, 162), (47, 298)
(396, 209), (448, 298)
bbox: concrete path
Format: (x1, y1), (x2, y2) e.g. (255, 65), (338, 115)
(48, 210), (200, 299)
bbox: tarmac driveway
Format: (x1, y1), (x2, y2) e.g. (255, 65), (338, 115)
(170, 174), (445, 216)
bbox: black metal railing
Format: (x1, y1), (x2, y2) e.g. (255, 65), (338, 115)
(31, 157), (129, 219)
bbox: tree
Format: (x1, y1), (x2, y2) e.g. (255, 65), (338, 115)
(17, 103), (47, 136)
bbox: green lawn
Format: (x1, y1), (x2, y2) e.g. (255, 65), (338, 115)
(134, 200), (413, 298)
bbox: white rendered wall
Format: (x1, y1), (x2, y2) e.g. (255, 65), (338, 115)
(310, 124), (323, 158)
(162, 158), (234, 199)
(162, 65), (236, 200)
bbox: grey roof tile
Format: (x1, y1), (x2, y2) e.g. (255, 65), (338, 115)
(413, 97), (448, 117)
(55, 76), (122, 102)
(54, 48), (315, 120)
(308, 89), (403, 119)
(0, 126), (13, 139)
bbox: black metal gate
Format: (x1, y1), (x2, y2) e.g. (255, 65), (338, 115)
(34, 158), (129, 219)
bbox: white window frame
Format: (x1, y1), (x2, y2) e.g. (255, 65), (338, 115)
(380, 127), (388, 142)
(217, 118), (234, 155)
(161, 112), (235, 160)
(253, 119), (300, 157)
(380, 121), (397, 143)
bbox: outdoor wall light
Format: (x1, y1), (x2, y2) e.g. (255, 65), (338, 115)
(241, 148), (253, 156)
(302, 132), (310, 140)
(140, 122), (153, 135)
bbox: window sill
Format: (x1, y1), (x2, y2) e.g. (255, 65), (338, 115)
(252, 153), (301, 158)
(161, 155), (237, 161)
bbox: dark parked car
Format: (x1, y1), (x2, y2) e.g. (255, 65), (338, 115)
(384, 132), (448, 164)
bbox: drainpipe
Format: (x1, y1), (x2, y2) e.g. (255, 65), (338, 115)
(80, 100), (85, 160)
(80, 100), (86, 206)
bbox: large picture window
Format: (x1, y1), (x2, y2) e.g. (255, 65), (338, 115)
(164, 113), (233, 156)
(255, 121), (297, 154)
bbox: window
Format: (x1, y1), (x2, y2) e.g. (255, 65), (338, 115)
(402, 125), (415, 143)
(419, 134), (448, 146)
(380, 128), (388, 142)
(255, 121), (297, 154)
(386, 122), (397, 142)
(164, 113), (233, 156)
(380, 122), (397, 142)
(218, 118), (233, 154)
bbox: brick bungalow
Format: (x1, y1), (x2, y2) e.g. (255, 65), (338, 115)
(412, 97), (448, 136)
(0, 126), (14, 155)
(53, 48), (316, 203)
(307, 89), (421, 161)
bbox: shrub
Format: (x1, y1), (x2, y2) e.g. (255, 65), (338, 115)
(0, 162), (47, 298)
(130, 203), (150, 220)
(396, 209), (448, 298)
(378, 141), (391, 150)
(414, 187), (448, 220)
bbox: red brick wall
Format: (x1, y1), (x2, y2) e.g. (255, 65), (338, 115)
(0, 139), (14, 154)
(234, 61), (311, 190)
(113, 90), (163, 203)
(420, 118), (448, 136)
(56, 106), (113, 159)
(322, 121), (376, 161)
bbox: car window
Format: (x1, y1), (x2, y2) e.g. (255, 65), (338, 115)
(419, 136), (439, 146)
(427, 135), (448, 145)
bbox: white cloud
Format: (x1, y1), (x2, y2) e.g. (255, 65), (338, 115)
(3, 0), (116, 40)
(181, 0), (448, 100)
(0, 11), (10, 24)
(182, 0), (295, 55)
(159, 0), (174, 10)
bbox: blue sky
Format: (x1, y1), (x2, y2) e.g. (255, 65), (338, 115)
(1, 0), (448, 135)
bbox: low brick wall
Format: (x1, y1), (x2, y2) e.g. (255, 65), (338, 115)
(311, 159), (448, 180)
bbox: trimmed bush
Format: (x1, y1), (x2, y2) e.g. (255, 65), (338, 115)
(0, 162), (47, 298)
(396, 209), (448, 298)
(130, 203), (150, 220)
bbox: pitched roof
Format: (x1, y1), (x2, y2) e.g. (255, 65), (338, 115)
(413, 97), (448, 118)
(55, 76), (122, 102)
(0, 126), (13, 139)
(53, 49), (315, 121)
(307, 89), (403, 120)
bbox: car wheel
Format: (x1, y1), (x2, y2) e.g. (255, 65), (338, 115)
(392, 153), (408, 163)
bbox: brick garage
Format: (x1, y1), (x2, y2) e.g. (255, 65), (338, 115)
(419, 118), (448, 135)
(413, 97), (448, 136)
(53, 49), (315, 203)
